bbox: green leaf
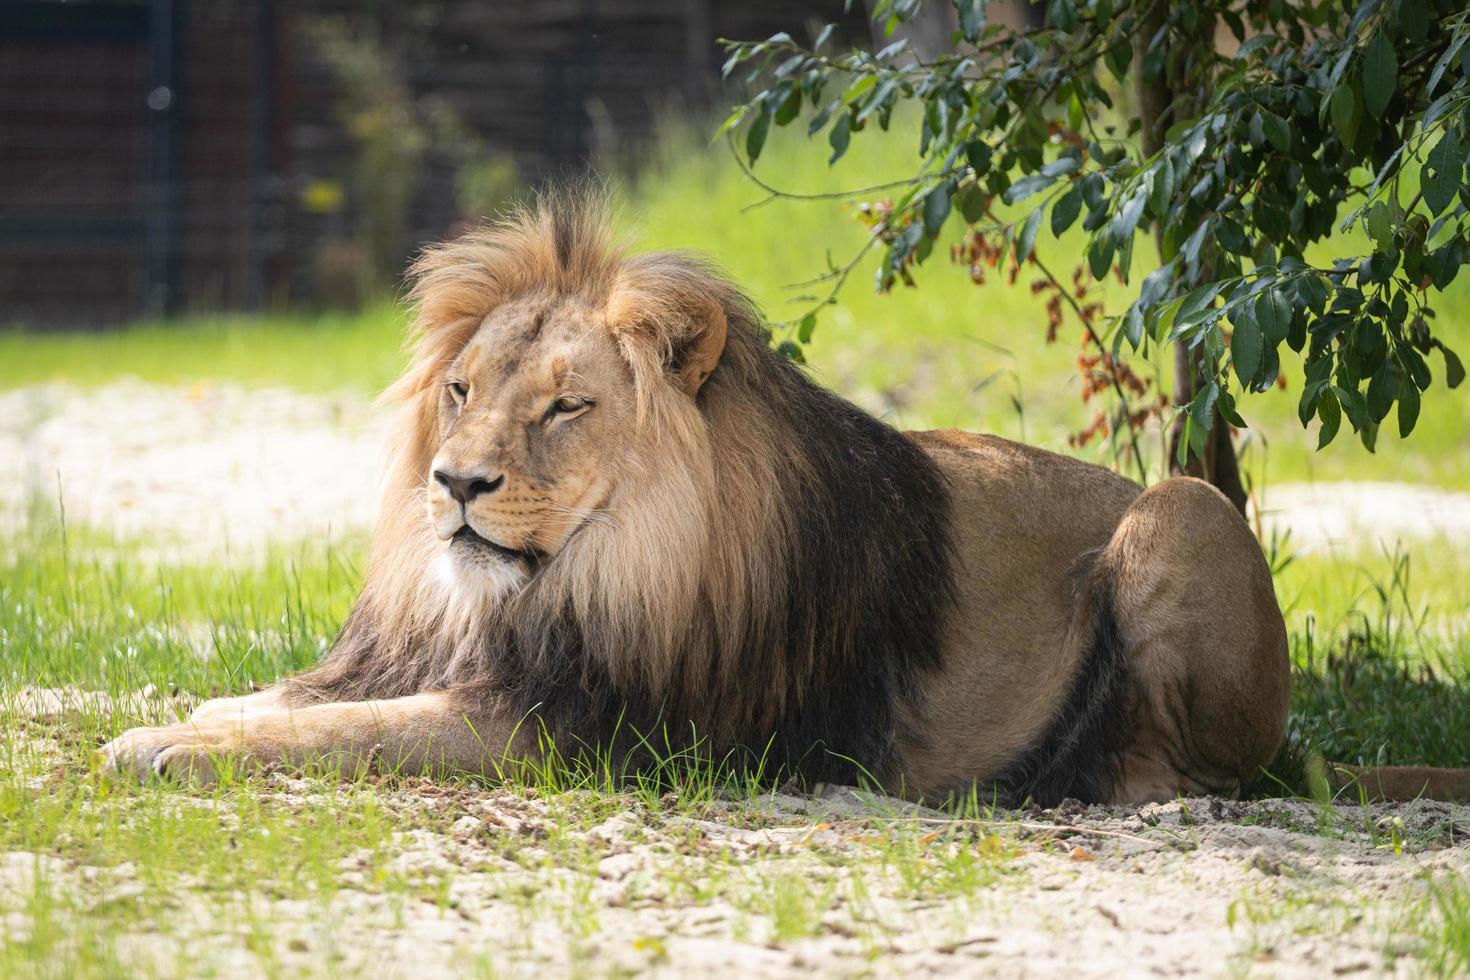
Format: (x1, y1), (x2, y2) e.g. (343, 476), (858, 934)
(1088, 234), (1115, 280)
(1366, 362), (1396, 421)
(1333, 384), (1367, 432)
(1362, 32), (1397, 118)
(1261, 112), (1291, 154)
(956, 183), (986, 223)
(1112, 190), (1148, 245)
(923, 182), (953, 237)
(1403, 347), (1432, 390)
(966, 141), (992, 177)
(806, 101), (835, 137)
(1216, 218), (1248, 255)
(1259, 345), (1281, 394)
(797, 313), (817, 344)
(1121, 302), (1144, 348)
(1179, 221), (1211, 268)
(1359, 418), (1379, 452)
(1365, 202), (1393, 249)
(1015, 207), (1043, 264)
(1401, 0), (1429, 42)
(1231, 307), (1263, 387)
(1298, 274), (1329, 315)
(1175, 415), (1194, 469)
(828, 114), (851, 165)
(773, 85), (802, 126)
(1047, 0), (1078, 32)
(1397, 378), (1420, 437)
(1115, 232), (1134, 285)
(1039, 156), (1081, 179)
(1153, 295), (1186, 343)
(1422, 129), (1464, 216)
(1427, 34), (1468, 96)
(1051, 185), (1082, 236)
(1218, 388), (1247, 428)
(1174, 281), (1223, 328)
(1316, 390), (1341, 449)
(1190, 381), (1219, 433)
(1149, 156), (1175, 218)
(1330, 81), (1361, 147)
(1188, 405), (1209, 457)
(745, 107), (771, 163)
(776, 339), (805, 364)
(1255, 289), (1291, 343)
(1105, 37), (1131, 81)
(956, 0), (986, 42)
(1002, 172), (1057, 205)
(1441, 343), (1465, 388)
(1080, 172), (1105, 211)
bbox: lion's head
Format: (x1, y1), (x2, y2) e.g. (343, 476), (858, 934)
(418, 257), (727, 605)
(302, 191), (953, 785)
(380, 197), (743, 617)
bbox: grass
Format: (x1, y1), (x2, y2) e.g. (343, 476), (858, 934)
(0, 309), (405, 395)
(1417, 876), (1470, 978)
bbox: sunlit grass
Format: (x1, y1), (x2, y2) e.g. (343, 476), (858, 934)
(0, 308), (407, 395)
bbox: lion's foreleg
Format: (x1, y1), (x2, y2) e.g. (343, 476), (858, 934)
(101, 689), (536, 784)
(188, 687), (291, 723)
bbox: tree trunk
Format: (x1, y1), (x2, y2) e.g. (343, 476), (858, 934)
(1133, 4), (1248, 514)
(1170, 343), (1248, 511)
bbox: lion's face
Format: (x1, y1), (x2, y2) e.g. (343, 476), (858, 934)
(426, 294), (634, 590)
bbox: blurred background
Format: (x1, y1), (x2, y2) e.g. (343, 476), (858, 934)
(0, 0), (906, 325)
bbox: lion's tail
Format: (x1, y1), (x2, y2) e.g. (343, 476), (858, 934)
(1325, 762), (1470, 802)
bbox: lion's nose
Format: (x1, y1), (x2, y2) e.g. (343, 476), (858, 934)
(433, 469), (505, 505)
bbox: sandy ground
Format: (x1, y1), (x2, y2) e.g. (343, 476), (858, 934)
(6, 705), (1469, 978)
(4, 381), (1468, 558)
(0, 381), (385, 554)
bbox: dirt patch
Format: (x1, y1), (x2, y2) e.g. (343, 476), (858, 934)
(1265, 481), (1470, 554)
(0, 381), (386, 556)
(6, 774), (1466, 977)
(5, 696), (1468, 977)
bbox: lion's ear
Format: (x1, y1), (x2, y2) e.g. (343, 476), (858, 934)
(607, 260), (729, 396)
(669, 296), (727, 394)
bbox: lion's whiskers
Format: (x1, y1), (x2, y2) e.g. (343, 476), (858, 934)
(544, 502), (617, 530)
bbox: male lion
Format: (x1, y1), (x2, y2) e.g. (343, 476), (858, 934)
(102, 196), (1296, 805)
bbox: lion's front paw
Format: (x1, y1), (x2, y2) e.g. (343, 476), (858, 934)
(99, 722), (260, 784)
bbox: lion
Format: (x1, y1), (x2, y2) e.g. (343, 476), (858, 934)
(99, 194), (1469, 805)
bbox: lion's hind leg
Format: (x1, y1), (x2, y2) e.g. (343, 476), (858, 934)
(1101, 477), (1291, 803)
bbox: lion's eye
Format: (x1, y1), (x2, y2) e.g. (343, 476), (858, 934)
(446, 381), (468, 405)
(547, 395), (589, 419)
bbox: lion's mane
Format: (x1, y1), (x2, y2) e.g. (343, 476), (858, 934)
(293, 194), (955, 784)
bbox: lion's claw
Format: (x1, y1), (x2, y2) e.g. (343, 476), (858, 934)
(99, 724), (236, 784)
